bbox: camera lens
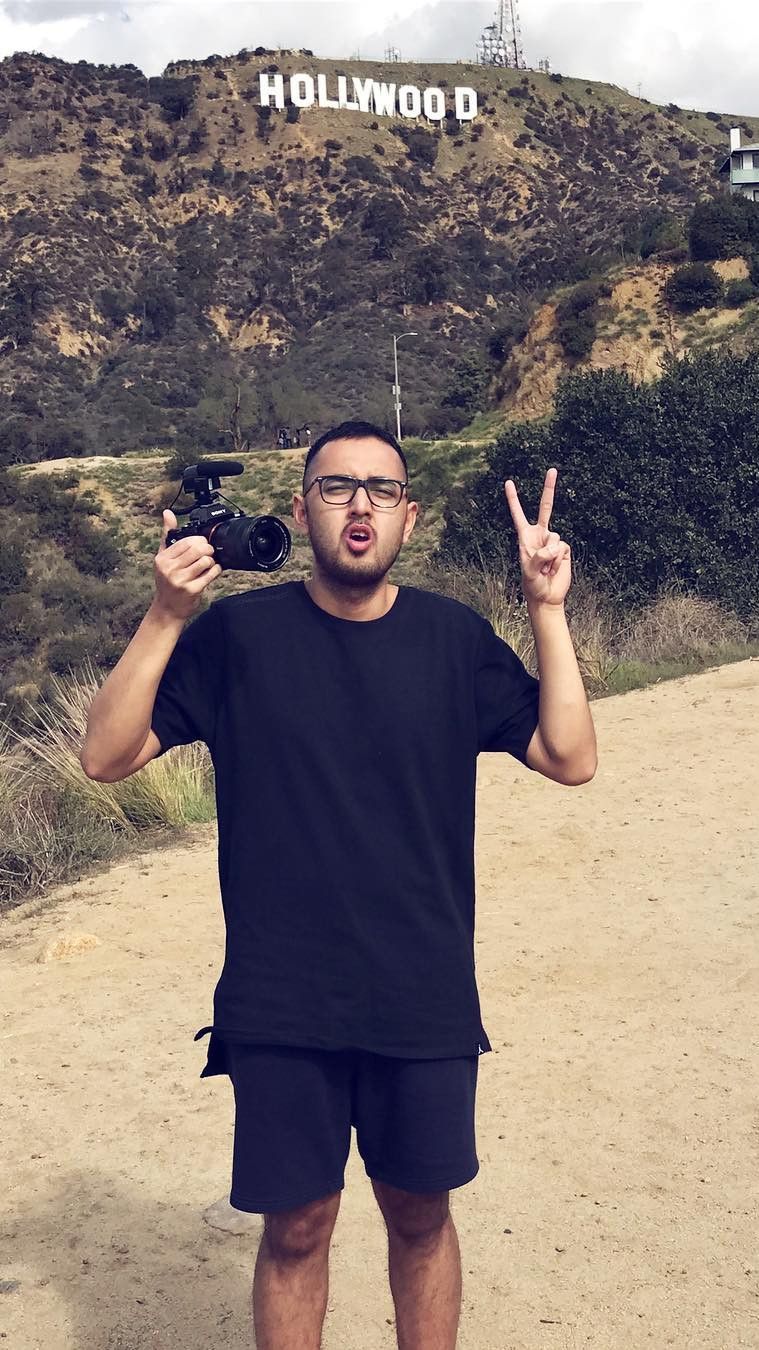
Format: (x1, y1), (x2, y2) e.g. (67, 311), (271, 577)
(209, 515), (291, 571)
(247, 517), (291, 571)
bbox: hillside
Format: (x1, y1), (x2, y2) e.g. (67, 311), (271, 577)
(496, 255), (759, 420)
(0, 46), (753, 454)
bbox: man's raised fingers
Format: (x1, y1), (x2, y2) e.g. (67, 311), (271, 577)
(504, 479), (530, 532)
(537, 467), (558, 530)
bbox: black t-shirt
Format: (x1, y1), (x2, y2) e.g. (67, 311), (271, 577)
(150, 579), (540, 1065)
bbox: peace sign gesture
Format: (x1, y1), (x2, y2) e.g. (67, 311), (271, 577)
(504, 467), (572, 606)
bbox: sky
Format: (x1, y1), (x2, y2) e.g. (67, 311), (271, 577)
(0, 0), (756, 116)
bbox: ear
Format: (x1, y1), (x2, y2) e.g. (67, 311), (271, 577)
(402, 499), (418, 543)
(292, 492), (308, 532)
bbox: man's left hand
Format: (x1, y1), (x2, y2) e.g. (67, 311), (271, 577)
(504, 467), (572, 607)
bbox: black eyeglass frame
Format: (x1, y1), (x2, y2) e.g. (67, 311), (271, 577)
(303, 475), (409, 508)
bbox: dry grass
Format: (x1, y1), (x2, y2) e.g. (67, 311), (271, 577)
(0, 658), (215, 914)
(623, 582), (749, 664)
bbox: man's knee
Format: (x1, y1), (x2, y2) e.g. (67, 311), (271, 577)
(263, 1190), (341, 1260)
(371, 1179), (450, 1242)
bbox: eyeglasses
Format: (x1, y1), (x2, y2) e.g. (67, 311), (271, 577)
(303, 475), (408, 508)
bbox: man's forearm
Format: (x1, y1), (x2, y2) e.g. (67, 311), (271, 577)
(528, 599), (597, 774)
(80, 601), (185, 778)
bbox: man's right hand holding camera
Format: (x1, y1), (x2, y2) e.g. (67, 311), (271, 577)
(79, 509), (222, 782)
(154, 509), (223, 622)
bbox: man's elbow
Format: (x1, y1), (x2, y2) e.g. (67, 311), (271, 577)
(541, 747), (597, 785)
(79, 746), (118, 782)
(559, 754), (597, 786)
(79, 748), (104, 781)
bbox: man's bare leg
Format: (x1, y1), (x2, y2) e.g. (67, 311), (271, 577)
(252, 1192), (341, 1350)
(372, 1180), (462, 1350)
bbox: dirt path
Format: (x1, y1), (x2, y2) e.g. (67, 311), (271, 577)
(2, 661), (758, 1349)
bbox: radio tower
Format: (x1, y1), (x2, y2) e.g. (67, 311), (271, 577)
(477, 0), (525, 69)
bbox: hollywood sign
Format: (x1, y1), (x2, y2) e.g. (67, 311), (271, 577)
(258, 72), (479, 122)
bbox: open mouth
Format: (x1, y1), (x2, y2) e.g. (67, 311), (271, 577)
(344, 526), (374, 552)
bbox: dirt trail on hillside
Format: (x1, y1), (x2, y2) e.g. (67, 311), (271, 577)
(2, 661), (758, 1350)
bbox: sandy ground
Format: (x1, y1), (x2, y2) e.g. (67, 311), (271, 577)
(2, 660), (758, 1350)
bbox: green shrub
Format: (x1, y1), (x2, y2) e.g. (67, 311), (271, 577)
(47, 632), (91, 673)
(437, 350), (759, 618)
(97, 286), (132, 326)
(689, 196), (759, 260)
(66, 519), (121, 579)
(0, 538), (29, 595)
(625, 208), (686, 259)
(663, 262), (723, 312)
(723, 278), (756, 307)
(555, 279), (603, 361)
(1, 593), (45, 648)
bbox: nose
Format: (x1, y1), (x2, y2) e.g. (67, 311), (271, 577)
(350, 484), (372, 512)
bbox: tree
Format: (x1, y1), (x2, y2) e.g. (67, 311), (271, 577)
(438, 352), (759, 617)
(664, 262), (723, 312)
(441, 350), (490, 421)
(220, 384), (252, 452)
(555, 280), (604, 361)
(134, 273), (178, 340)
(689, 196), (759, 260)
(362, 195), (408, 260)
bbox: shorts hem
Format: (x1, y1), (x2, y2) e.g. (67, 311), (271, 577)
(229, 1178), (345, 1215)
(366, 1161), (479, 1194)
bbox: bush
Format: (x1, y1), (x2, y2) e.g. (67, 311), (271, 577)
(624, 208), (685, 260)
(157, 76), (197, 123)
(437, 350), (759, 618)
(2, 593), (45, 648)
(723, 278), (756, 307)
(664, 262), (723, 312)
(0, 538), (28, 594)
(97, 286), (132, 325)
(555, 279), (603, 361)
(689, 196), (759, 261)
(396, 126), (438, 168)
(47, 632), (91, 673)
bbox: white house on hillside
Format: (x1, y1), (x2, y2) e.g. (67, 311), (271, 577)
(719, 127), (759, 200)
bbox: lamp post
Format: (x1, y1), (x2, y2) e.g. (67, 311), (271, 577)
(392, 331), (417, 442)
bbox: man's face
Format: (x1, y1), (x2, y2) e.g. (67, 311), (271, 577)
(292, 436), (418, 588)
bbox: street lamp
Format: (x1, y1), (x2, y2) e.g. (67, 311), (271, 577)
(392, 331), (417, 442)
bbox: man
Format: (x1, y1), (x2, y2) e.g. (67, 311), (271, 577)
(80, 419), (596, 1350)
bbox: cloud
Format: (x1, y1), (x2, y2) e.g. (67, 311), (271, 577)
(524, 2), (759, 114)
(0, 0), (756, 115)
(1, 0), (129, 20)
(362, 1), (492, 61)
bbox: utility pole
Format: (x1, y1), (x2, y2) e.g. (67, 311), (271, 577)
(392, 332), (417, 442)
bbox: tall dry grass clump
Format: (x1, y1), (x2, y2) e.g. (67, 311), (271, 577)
(413, 554), (755, 695)
(623, 582), (750, 665)
(0, 657), (215, 914)
(416, 549), (622, 694)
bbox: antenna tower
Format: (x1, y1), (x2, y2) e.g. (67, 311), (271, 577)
(384, 45), (402, 63)
(477, 0), (525, 70)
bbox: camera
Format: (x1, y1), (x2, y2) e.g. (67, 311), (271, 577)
(165, 459), (291, 572)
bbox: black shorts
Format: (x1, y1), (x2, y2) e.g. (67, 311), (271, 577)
(216, 1039), (480, 1215)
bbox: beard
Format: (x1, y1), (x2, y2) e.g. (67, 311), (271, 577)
(307, 517), (405, 589)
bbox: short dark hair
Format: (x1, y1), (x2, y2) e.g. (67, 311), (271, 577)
(302, 420), (408, 490)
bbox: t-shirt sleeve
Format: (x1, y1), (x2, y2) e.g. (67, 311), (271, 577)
(474, 618), (540, 766)
(150, 602), (224, 756)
